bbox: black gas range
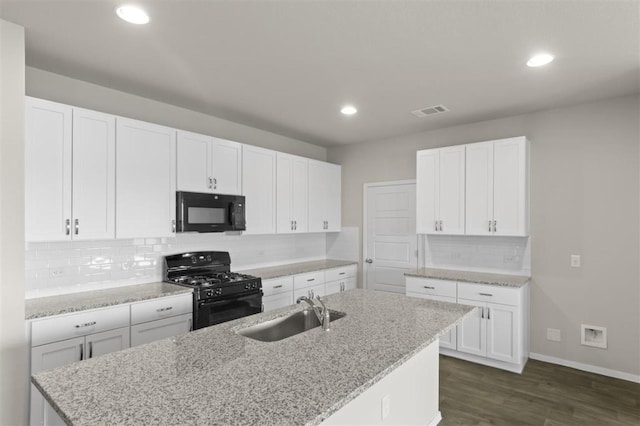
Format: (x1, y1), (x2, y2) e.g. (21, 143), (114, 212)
(164, 251), (262, 330)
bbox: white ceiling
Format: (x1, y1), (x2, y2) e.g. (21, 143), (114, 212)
(1, 1), (638, 147)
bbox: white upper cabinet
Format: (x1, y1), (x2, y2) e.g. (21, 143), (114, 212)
(25, 98), (115, 242)
(242, 145), (276, 234)
(116, 118), (176, 238)
(177, 131), (242, 195)
(276, 153), (308, 233)
(466, 137), (529, 236)
(308, 160), (342, 233)
(416, 145), (465, 235)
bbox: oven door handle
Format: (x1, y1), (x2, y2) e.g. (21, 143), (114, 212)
(199, 291), (261, 307)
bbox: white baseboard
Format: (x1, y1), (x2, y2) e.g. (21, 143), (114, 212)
(529, 352), (640, 383)
(428, 411), (442, 426)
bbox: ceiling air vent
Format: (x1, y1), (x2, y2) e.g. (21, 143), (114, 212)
(410, 104), (449, 118)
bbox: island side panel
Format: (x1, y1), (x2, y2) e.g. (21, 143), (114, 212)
(321, 340), (439, 425)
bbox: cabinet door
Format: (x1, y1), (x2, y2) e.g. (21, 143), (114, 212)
(456, 299), (486, 357)
(177, 130), (211, 193)
(343, 277), (357, 291)
(292, 156), (309, 232)
(211, 138), (242, 195)
(493, 137), (529, 236)
(130, 313), (192, 347)
(276, 153), (294, 233)
(325, 280), (342, 296)
(325, 163), (341, 232)
(438, 145), (465, 235)
(25, 97), (73, 242)
(308, 160), (327, 232)
(85, 327), (130, 359)
(416, 149), (439, 234)
(262, 292), (294, 312)
(116, 118), (176, 238)
(242, 145), (276, 234)
(465, 141), (494, 236)
(72, 108), (116, 240)
(30, 337), (84, 426)
(486, 303), (520, 364)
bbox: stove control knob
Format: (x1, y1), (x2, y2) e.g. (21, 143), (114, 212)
(206, 255), (212, 262)
(251, 282), (257, 289)
(244, 284), (250, 290)
(191, 256), (197, 264)
(215, 288), (222, 296)
(206, 290), (213, 297)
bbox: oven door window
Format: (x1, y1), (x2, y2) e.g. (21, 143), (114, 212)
(196, 292), (262, 328)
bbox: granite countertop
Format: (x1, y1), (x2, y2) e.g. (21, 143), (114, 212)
(240, 259), (357, 280)
(32, 289), (473, 426)
(26, 282), (193, 320)
(405, 267), (530, 288)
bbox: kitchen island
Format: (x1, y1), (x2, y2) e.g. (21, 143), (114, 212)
(32, 289), (474, 425)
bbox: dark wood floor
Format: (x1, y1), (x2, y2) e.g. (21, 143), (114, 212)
(439, 355), (640, 425)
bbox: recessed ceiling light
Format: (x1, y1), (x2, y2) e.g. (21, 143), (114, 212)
(116, 5), (150, 25)
(527, 53), (554, 67)
(340, 105), (357, 115)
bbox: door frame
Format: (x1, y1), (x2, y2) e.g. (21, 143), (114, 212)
(362, 179), (416, 290)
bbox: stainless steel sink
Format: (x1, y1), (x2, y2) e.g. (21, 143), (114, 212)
(237, 309), (346, 342)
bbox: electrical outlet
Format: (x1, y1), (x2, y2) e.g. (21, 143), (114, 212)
(571, 255), (581, 268)
(50, 269), (65, 277)
(503, 254), (519, 263)
(381, 394), (391, 420)
(546, 328), (561, 342)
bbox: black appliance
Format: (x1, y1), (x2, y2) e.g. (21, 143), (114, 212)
(164, 251), (262, 330)
(176, 191), (246, 233)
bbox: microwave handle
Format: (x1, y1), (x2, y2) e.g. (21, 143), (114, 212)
(229, 202), (236, 227)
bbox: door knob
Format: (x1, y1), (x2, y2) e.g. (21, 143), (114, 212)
(365, 258), (373, 264)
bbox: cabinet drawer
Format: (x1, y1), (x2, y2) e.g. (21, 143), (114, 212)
(324, 265), (357, 282)
(457, 282), (520, 306)
(293, 270), (325, 289)
(407, 292), (456, 304)
(130, 293), (193, 325)
(406, 277), (456, 298)
(263, 292), (294, 312)
(262, 276), (294, 297)
(130, 313), (192, 347)
(31, 305), (130, 347)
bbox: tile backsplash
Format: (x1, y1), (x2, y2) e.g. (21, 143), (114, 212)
(421, 235), (531, 275)
(25, 232), (327, 299)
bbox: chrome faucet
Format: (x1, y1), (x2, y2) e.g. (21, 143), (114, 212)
(296, 295), (331, 331)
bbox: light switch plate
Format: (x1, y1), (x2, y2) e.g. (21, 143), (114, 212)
(570, 255), (581, 267)
(381, 394), (391, 420)
(547, 328), (561, 342)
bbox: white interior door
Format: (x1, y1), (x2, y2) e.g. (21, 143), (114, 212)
(365, 182), (417, 294)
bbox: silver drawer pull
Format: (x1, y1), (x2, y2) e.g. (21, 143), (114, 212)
(307, 278), (315, 282)
(75, 321), (96, 328)
(339, 272), (346, 275)
(479, 293), (493, 297)
(273, 285), (283, 289)
(156, 306), (173, 312)
(424, 286), (435, 289)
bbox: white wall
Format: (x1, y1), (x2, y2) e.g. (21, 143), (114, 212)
(328, 94), (640, 378)
(25, 67), (327, 161)
(0, 18), (27, 426)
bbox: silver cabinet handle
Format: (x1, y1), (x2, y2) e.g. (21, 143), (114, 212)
(291, 220), (293, 230)
(493, 220), (497, 233)
(339, 272), (346, 275)
(75, 321), (97, 328)
(489, 220), (492, 232)
(74, 219), (79, 235)
(424, 286), (435, 289)
(213, 177), (217, 189)
(88, 341), (93, 359)
(439, 220), (443, 231)
(79, 343), (84, 361)
(208, 177), (213, 189)
(156, 306), (173, 312)
(365, 258), (373, 264)
(481, 307), (485, 319)
(188, 318), (193, 331)
(479, 293), (493, 297)
(487, 307), (491, 320)
(307, 278), (315, 282)
(172, 219), (176, 233)
(435, 220), (438, 231)
(294, 220), (297, 230)
(273, 285), (283, 289)
(66, 219), (70, 235)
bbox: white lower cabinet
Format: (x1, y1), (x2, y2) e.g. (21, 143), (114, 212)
(131, 313), (192, 347)
(129, 293), (193, 346)
(325, 265), (358, 296)
(263, 292), (294, 312)
(406, 276), (528, 373)
(262, 277), (294, 312)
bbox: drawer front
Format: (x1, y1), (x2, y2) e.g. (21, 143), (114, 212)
(262, 292), (294, 312)
(262, 276), (294, 297)
(406, 277), (456, 298)
(130, 313), (192, 347)
(293, 270), (325, 290)
(407, 292), (456, 304)
(457, 282), (520, 306)
(31, 305), (130, 347)
(130, 293), (193, 325)
(324, 264), (357, 282)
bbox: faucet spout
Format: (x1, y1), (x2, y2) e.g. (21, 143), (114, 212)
(296, 296), (331, 331)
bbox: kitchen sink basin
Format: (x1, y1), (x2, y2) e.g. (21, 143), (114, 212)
(237, 309), (346, 342)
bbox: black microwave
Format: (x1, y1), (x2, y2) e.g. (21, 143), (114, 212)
(176, 191), (246, 233)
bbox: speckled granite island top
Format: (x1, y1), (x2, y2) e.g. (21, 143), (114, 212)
(405, 268), (530, 288)
(32, 289), (474, 426)
(240, 259), (357, 280)
(26, 282), (192, 320)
